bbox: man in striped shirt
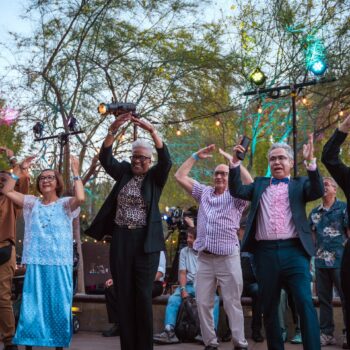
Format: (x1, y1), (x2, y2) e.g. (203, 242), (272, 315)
(175, 144), (253, 350)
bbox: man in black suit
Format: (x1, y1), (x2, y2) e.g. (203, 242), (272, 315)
(229, 135), (323, 350)
(322, 115), (350, 349)
(86, 113), (172, 350)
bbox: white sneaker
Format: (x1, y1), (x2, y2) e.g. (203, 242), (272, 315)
(320, 333), (336, 346)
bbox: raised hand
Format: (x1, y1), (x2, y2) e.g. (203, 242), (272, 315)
(108, 112), (133, 134)
(219, 148), (233, 162)
(70, 155), (80, 176)
(20, 155), (36, 170)
(0, 146), (14, 158)
(302, 133), (314, 161)
(339, 114), (350, 133)
(131, 116), (155, 134)
(196, 144), (215, 159)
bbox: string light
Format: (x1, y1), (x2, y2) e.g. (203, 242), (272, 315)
(176, 129), (182, 136)
(339, 109), (344, 117)
(215, 119), (221, 126)
(302, 96), (307, 104)
(257, 103), (263, 114)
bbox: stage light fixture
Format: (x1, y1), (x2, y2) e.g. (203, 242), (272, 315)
(249, 67), (266, 86)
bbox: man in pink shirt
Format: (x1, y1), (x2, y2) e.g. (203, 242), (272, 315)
(229, 135), (324, 350)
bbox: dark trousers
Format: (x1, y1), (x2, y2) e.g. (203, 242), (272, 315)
(110, 227), (159, 350)
(105, 285), (119, 324)
(316, 267), (346, 335)
(105, 281), (163, 325)
(243, 282), (263, 332)
(255, 239), (320, 350)
(341, 240), (350, 345)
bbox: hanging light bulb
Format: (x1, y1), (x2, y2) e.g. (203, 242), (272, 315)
(257, 103), (263, 114)
(176, 129), (182, 136)
(302, 96), (307, 104)
(215, 119), (221, 126)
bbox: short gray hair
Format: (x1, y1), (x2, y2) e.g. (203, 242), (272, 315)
(268, 142), (294, 160)
(323, 177), (338, 189)
(132, 139), (153, 157)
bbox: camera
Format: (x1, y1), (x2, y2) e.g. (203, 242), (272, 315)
(97, 102), (138, 116)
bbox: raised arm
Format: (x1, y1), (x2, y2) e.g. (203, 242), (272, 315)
(219, 147), (253, 185)
(303, 134), (324, 201)
(69, 156), (85, 211)
(1, 173), (25, 208)
(175, 144), (215, 195)
(322, 115), (350, 194)
(131, 116), (172, 187)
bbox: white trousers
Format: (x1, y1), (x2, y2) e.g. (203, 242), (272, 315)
(196, 251), (248, 348)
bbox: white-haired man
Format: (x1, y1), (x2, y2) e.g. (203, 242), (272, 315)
(86, 113), (172, 350)
(229, 136), (324, 350)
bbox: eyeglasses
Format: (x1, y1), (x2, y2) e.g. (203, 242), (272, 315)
(39, 175), (56, 182)
(214, 171), (228, 177)
(269, 155), (289, 163)
(129, 155), (151, 163)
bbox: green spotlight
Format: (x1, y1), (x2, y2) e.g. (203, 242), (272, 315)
(249, 67), (266, 86)
(305, 35), (327, 76)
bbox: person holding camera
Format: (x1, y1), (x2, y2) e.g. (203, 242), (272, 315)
(229, 136), (323, 350)
(0, 147), (31, 350)
(175, 144), (252, 350)
(86, 113), (172, 350)
(322, 115), (350, 349)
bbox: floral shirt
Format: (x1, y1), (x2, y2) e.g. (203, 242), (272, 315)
(309, 199), (348, 268)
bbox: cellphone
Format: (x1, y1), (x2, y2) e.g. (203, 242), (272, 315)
(236, 136), (251, 161)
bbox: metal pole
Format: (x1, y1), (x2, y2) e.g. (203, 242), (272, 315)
(291, 90), (298, 176)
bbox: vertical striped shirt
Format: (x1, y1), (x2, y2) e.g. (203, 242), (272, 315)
(192, 181), (247, 255)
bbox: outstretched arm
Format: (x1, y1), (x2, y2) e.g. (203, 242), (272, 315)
(175, 144), (215, 195)
(1, 174), (25, 208)
(69, 156), (85, 211)
(322, 115), (350, 194)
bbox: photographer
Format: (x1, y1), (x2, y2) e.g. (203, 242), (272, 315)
(153, 223), (220, 345)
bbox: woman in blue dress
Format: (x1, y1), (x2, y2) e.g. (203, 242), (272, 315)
(1, 156), (85, 350)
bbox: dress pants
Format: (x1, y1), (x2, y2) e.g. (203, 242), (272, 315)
(255, 239), (320, 350)
(316, 267), (346, 335)
(105, 285), (119, 324)
(196, 251), (247, 348)
(243, 282), (263, 333)
(341, 240), (350, 345)
(0, 245), (16, 347)
(110, 226), (159, 350)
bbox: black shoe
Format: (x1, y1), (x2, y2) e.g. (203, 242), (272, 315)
(252, 330), (264, 342)
(4, 345), (18, 350)
(102, 324), (120, 337)
(204, 346), (218, 350)
(220, 328), (232, 342)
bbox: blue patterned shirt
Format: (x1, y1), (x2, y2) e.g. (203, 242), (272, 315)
(309, 199), (348, 268)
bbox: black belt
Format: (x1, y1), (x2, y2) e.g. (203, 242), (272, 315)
(116, 225), (146, 230)
(203, 250), (214, 255)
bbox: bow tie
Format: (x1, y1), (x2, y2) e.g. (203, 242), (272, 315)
(271, 177), (289, 185)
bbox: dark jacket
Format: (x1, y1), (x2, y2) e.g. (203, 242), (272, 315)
(322, 128), (350, 227)
(85, 143), (172, 253)
(228, 166), (324, 256)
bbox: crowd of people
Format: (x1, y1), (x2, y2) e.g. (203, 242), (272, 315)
(0, 111), (350, 350)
